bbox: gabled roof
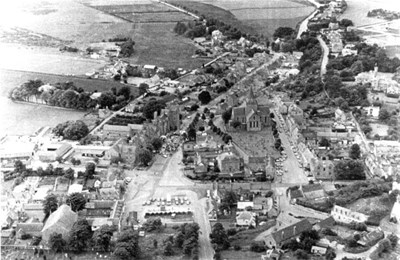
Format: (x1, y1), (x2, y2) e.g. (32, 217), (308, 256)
(236, 211), (254, 221)
(290, 189), (304, 199)
(232, 107), (246, 117)
(271, 219), (312, 244)
(314, 216), (335, 229)
(301, 183), (324, 193)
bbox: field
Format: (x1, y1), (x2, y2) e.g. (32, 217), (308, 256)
(170, 0), (314, 38)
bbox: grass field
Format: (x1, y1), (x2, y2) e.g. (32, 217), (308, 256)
(117, 12), (194, 23)
(170, 0), (314, 38)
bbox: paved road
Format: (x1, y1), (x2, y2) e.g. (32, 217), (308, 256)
(317, 35), (329, 77)
(297, 10), (319, 39)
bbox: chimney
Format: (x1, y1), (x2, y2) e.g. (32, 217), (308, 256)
(293, 226), (297, 234)
(282, 231), (284, 237)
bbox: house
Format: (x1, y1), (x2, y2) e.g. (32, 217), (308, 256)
(390, 194), (400, 223)
(103, 124), (133, 139)
(328, 22), (339, 30)
(216, 152), (243, 173)
(83, 200), (124, 231)
(236, 211), (256, 227)
(31, 187), (51, 202)
(253, 196), (272, 212)
(16, 222), (44, 238)
(211, 30), (224, 46)
(230, 87), (271, 131)
(331, 205), (369, 223)
(261, 249), (282, 260)
(311, 159), (335, 181)
(313, 216), (335, 231)
(37, 143), (72, 161)
(227, 92), (240, 107)
(237, 201), (254, 211)
(23, 203), (46, 222)
(300, 183), (325, 200)
(68, 184), (83, 195)
(41, 205), (78, 242)
(335, 108), (346, 122)
(357, 228), (384, 246)
(288, 103), (304, 126)
(263, 219), (313, 248)
(363, 106), (380, 118)
(311, 246), (327, 255)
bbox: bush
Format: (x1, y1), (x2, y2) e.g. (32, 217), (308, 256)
(227, 228), (237, 236)
(21, 234), (32, 240)
(250, 242), (265, 252)
(233, 245), (241, 251)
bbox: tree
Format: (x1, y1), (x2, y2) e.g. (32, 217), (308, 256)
(220, 191), (237, 211)
(143, 218), (163, 232)
(222, 108), (232, 124)
(349, 144), (361, 159)
(187, 127), (197, 141)
(339, 19), (354, 27)
(136, 148), (153, 166)
(114, 229), (140, 260)
(379, 109), (390, 122)
(319, 138), (330, 147)
(14, 160), (26, 173)
(53, 120), (89, 140)
(273, 27), (295, 39)
(98, 92), (117, 108)
(64, 168), (75, 180)
(198, 91), (212, 104)
(66, 193), (86, 212)
(210, 223), (230, 250)
(334, 160), (366, 180)
(174, 21), (188, 35)
(232, 120), (241, 128)
(150, 137), (163, 151)
(117, 86), (131, 100)
(49, 233), (66, 253)
(294, 249), (309, 260)
(85, 162), (96, 179)
(138, 83), (149, 96)
(143, 100), (166, 119)
(43, 194), (58, 216)
(118, 38), (135, 57)
(190, 104), (199, 111)
(68, 219), (92, 252)
(163, 241), (174, 256)
(93, 225), (114, 252)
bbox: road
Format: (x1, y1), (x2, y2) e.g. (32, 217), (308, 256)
(317, 35), (329, 77)
(156, 0), (200, 19)
(123, 149), (213, 260)
(297, 10), (319, 39)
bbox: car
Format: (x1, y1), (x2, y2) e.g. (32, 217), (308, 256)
(124, 177), (132, 184)
(156, 201), (160, 206)
(161, 201), (165, 206)
(186, 201), (190, 205)
(175, 200), (179, 205)
(142, 201), (147, 206)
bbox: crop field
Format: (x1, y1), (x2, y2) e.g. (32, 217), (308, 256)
(170, 0), (314, 37)
(117, 11), (194, 23)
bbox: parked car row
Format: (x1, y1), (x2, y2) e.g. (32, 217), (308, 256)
(142, 197), (190, 206)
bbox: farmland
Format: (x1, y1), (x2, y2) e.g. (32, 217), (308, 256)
(169, 0), (314, 37)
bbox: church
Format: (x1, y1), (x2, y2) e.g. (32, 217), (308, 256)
(230, 87), (271, 131)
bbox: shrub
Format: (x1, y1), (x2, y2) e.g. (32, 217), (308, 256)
(250, 242), (265, 252)
(21, 234), (32, 240)
(226, 228), (237, 236)
(233, 245), (241, 251)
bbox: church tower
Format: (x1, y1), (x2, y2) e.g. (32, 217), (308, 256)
(245, 86), (258, 115)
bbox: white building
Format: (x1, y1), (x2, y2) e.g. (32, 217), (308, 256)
(331, 205), (369, 223)
(363, 106), (380, 118)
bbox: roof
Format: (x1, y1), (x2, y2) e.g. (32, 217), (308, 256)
(290, 189), (304, 199)
(68, 184), (83, 195)
(236, 211), (254, 221)
(232, 107), (246, 117)
(315, 216), (335, 229)
(103, 124), (131, 132)
(41, 205), (78, 240)
(358, 229), (384, 246)
(270, 219), (312, 244)
(301, 183), (324, 193)
(16, 223), (43, 235)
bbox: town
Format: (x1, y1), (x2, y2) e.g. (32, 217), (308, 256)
(1, 0), (400, 260)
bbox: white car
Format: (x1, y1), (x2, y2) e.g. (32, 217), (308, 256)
(124, 177), (132, 183)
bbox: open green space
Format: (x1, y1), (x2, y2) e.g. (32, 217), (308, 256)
(117, 12), (194, 23)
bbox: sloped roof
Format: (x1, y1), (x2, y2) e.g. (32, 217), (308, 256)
(301, 183), (324, 193)
(232, 107), (246, 117)
(41, 205), (78, 241)
(314, 216), (335, 229)
(271, 219), (312, 244)
(290, 189), (304, 199)
(16, 223), (43, 235)
(236, 211), (254, 221)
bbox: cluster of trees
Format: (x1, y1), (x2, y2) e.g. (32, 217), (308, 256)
(285, 75), (324, 99)
(209, 121), (233, 144)
(210, 223), (230, 252)
(198, 90), (212, 105)
(173, 223), (200, 258)
(218, 190), (237, 214)
(142, 218), (163, 232)
(52, 120), (89, 140)
(334, 160), (366, 180)
(113, 228), (140, 259)
(369, 233), (399, 259)
(282, 230), (331, 259)
(297, 35), (322, 73)
(331, 180), (391, 206)
(9, 80), (135, 111)
(5, 160), (82, 182)
(142, 99), (166, 120)
(327, 42), (400, 74)
(273, 27), (295, 39)
(117, 38), (135, 57)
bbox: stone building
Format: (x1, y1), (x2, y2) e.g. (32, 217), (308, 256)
(153, 103), (180, 135)
(230, 87), (271, 131)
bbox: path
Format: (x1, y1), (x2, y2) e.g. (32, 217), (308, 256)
(156, 0), (200, 19)
(297, 10), (319, 39)
(317, 35), (329, 77)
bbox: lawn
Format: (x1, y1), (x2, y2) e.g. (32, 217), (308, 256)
(117, 12), (194, 23)
(93, 4), (174, 13)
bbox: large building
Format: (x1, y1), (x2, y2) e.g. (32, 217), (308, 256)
(230, 87), (271, 131)
(263, 219), (313, 248)
(331, 205), (369, 224)
(153, 103), (180, 135)
(41, 205), (78, 242)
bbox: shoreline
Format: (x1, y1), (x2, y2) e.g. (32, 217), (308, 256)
(11, 100), (90, 113)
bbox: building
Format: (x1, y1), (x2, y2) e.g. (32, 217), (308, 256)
(103, 124), (134, 139)
(37, 143), (72, 161)
(311, 159), (335, 180)
(363, 106), (380, 118)
(311, 246), (327, 255)
(261, 249), (282, 260)
(16, 222), (44, 238)
(216, 152), (243, 173)
(230, 87), (271, 131)
(41, 205), (78, 242)
(331, 205), (369, 223)
(264, 219), (313, 248)
(211, 30), (224, 46)
(300, 183), (325, 200)
(236, 211), (256, 227)
(82, 200), (124, 231)
(288, 103), (304, 126)
(152, 103), (180, 135)
(335, 108), (346, 122)
(357, 228), (384, 246)
(0, 141), (35, 164)
(390, 194), (400, 223)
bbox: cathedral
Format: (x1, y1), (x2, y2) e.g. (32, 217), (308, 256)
(230, 87), (271, 131)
